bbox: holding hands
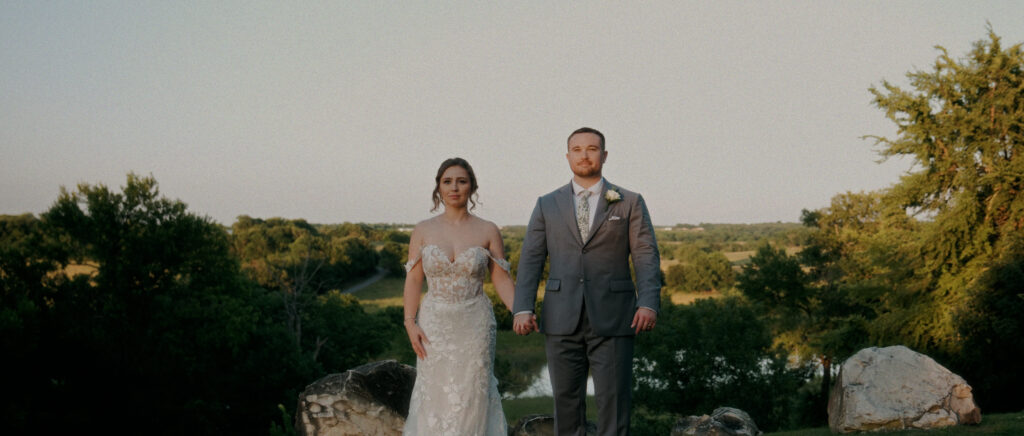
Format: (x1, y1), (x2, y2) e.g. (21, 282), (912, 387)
(514, 308), (657, 335)
(513, 312), (539, 335)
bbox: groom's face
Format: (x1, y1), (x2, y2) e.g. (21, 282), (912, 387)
(566, 132), (607, 178)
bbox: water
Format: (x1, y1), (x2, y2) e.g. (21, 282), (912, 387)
(512, 364), (596, 398)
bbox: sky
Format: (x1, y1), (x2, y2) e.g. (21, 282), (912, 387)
(3, 1), (1024, 227)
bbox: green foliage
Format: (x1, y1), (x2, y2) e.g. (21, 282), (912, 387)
(0, 173), (317, 434)
(0, 174), (401, 434)
(0, 213), (63, 430)
(868, 28), (1024, 356)
(630, 408), (678, 435)
(737, 244), (809, 313)
(765, 411), (1024, 436)
(229, 215), (389, 373)
(378, 241), (406, 277)
(664, 246), (734, 293)
(501, 225), (550, 282)
(950, 236), (1024, 413)
(268, 403), (297, 436)
(501, 395), (599, 427)
(737, 217), (879, 421)
(655, 223), (811, 250)
(231, 216), (379, 291)
(305, 291), (394, 372)
(634, 297), (813, 432)
(758, 28), (1024, 416)
(486, 286), (513, 331)
(494, 330), (547, 397)
(796, 193), (915, 359)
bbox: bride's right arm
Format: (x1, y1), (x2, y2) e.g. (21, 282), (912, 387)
(403, 226), (429, 359)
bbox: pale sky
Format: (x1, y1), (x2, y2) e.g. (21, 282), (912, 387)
(3, 1), (1023, 226)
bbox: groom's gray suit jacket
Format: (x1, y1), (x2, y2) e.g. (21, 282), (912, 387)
(513, 180), (661, 336)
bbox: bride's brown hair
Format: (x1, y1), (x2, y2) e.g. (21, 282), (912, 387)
(432, 157), (479, 212)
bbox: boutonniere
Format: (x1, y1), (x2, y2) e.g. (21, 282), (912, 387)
(605, 187), (622, 204)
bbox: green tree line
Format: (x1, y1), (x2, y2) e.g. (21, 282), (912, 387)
(2, 28), (1021, 435)
(0, 175), (402, 434)
(632, 29), (1024, 432)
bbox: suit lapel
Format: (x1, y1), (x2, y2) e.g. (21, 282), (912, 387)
(584, 179), (611, 246)
(554, 183), (584, 246)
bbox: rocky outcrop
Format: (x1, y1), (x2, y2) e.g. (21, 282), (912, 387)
(670, 407), (762, 436)
(828, 345), (981, 433)
(296, 360), (416, 436)
(508, 414), (596, 436)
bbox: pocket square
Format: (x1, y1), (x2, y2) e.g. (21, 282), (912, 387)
(608, 216), (621, 221)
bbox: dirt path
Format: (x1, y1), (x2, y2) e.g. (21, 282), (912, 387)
(341, 267), (389, 294)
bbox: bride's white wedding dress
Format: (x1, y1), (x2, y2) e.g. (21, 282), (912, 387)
(403, 245), (508, 436)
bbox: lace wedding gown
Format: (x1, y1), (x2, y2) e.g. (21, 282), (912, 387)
(403, 245), (508, 436)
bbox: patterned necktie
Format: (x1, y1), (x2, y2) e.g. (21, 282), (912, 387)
(576, 190), (592, 240)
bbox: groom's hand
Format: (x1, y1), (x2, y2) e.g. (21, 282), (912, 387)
(513, 313), (538, 335)
(631, 307), (658, 334)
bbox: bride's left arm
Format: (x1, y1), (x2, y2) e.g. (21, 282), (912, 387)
(486, 223), (515, 310)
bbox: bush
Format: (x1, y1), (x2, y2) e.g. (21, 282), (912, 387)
(634, 296), (813, 432)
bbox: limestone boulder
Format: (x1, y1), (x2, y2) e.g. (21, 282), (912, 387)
(296, 360), (416, 436)
(670, 407), (762, 436)
(828, 345), (981, 433)
(508, 414), (596, 436)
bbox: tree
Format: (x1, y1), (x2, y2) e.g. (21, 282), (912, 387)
(305, 291), (394, 372)
(868, 28), (1024, 356)
(951, 234), (1024, 411)
(230, 217), (384, 362)
(664, 245), (734, 293)
(22, 174), (287, 433)
(378, 241), (406, 277)
(231, 217), (379, 290)
(633, 297), (811, 432)
(736, 212), (880, 423)
(736, 244), (808, 311)
(0, 214), (65, 430)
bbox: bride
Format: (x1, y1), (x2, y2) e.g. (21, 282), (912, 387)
(402, 157), (515, 435)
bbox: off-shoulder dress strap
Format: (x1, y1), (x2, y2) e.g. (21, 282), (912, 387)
(404, 245), (424, 273)
(487, 253), (510, 272)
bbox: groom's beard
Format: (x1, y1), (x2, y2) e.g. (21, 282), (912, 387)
(572, 164), (601, 178)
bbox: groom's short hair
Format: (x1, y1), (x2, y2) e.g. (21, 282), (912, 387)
(568, 127), (605, 150)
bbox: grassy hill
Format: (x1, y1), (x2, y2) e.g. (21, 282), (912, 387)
(765, 411), (1024, 435)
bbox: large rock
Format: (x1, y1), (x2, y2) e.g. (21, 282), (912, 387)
(508, 415), (596, 436)
(828, 345), (981, 433)
(670, 407), (762, 436)
(296, 360), (416, 436)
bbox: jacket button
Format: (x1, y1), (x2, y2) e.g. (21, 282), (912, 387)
(579, 277), (584, 283)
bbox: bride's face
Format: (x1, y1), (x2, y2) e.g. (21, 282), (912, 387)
(439, 166), (472, 209)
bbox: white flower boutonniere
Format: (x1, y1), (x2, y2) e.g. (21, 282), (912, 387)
(605, 187), (622, 204)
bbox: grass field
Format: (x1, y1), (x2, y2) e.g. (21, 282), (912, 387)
(496, 330), (546, 368)
(723, 246), (801, 266)
(669, 290), (721, 304)
(507, 402), (1024, 432)
(351, 277), (414, 312)
(764, 411), (1024, 436)
(502, 395), (598, 424)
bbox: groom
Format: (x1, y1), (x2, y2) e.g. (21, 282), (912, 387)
(513, 127), (661, 436)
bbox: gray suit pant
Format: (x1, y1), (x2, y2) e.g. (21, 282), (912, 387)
(545, 305), (634, 436)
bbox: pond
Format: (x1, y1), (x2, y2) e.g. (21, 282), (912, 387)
(510, 365), (595, 398)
